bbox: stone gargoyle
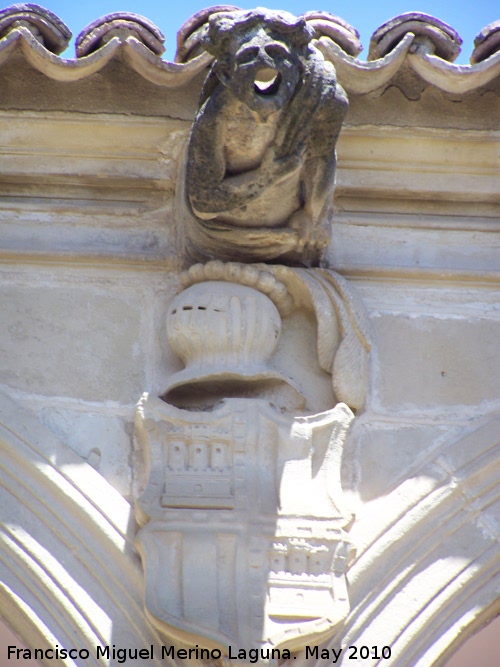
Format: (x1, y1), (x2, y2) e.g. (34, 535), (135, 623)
(181, 8), (349, 265)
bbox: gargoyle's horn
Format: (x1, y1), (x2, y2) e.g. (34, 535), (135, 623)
(175, 5), (240, 63)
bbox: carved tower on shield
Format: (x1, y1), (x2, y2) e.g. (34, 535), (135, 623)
(135, 6), (370, 661)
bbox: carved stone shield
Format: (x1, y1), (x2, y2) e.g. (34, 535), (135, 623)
(135, 394), (354, 653)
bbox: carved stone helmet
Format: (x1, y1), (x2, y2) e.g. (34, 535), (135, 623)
(163, 263), (301, 404)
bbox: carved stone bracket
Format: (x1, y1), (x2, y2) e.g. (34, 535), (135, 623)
(134, 7), (371, 661)
(135, 259), (370, 657)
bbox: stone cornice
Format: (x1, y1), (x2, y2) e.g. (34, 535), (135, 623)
(0, 112), (497, 282)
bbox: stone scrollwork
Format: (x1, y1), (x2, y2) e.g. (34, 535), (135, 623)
(135, 6), (371, 661)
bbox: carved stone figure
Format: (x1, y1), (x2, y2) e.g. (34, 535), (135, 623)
(164, 261), (371, 412)
(183, 8), (348, 265)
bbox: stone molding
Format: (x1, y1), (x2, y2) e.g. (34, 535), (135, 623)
(1, 112), (497, 283)
(334, 416), (500, 667)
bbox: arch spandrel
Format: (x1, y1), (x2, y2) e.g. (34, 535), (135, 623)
(0, 390), (178, 666)
(317, 416), (500, 667)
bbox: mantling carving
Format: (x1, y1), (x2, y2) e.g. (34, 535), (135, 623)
(136, 7), (371, 663)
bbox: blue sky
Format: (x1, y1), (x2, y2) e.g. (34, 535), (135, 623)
(7, 0), (498, 63)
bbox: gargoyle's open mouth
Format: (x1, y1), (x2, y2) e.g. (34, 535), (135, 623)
(254, 67), (281, 96)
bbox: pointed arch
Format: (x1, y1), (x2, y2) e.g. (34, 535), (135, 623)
(327, 416), (500, 666)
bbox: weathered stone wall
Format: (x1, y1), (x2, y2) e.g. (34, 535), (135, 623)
(2, 111), (497, 493)
(0, 6), (499, 666)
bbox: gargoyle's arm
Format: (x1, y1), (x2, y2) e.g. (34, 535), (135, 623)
(303, 153), (337, 221)
(186, 89), (301, 219)
(288, 76), (348, 258)
(287, 153), (336, 260)
(303, 69), (347, 222)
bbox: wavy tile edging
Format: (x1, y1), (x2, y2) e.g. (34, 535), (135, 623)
(0, 27), (211, 85)
(318, 34), (500, 94)
(0, 26), (499, 94)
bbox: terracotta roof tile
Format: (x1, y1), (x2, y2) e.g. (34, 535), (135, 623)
(76, 12), (165, 57)
(0, 4), (497, 94)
